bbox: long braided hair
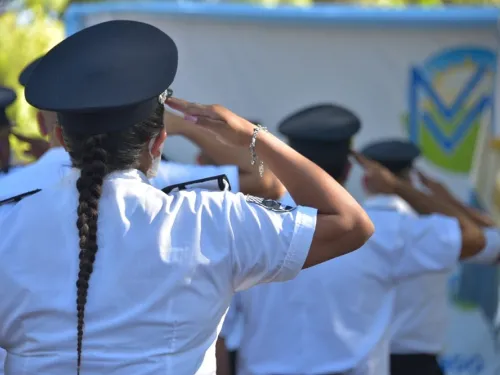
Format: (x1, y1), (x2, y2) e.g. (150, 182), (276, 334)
(62, 103), (164, 374)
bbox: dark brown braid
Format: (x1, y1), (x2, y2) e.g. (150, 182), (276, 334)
(61, 103), (164, 374)
(75, 134), (108, 375)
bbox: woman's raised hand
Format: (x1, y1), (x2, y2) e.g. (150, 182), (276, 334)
(164, 97), (256, 147)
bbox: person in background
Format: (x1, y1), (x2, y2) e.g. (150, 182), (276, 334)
(217, 104), (500, 375)
(0, 69), (50, 176)
(12, 56), (51, 161)
(0, 78), (49, 375)
(0, 57), (69, 197)
(361, 139), (445, 375)
(360, 139), (498, 375)
(0, 86), (18, 176)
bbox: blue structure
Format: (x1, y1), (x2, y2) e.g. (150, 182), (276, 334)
(65, 2), (500, 37)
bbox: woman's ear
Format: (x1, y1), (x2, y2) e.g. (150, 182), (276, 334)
(151, 130), (167, 157)
(54, 126), (67, 150)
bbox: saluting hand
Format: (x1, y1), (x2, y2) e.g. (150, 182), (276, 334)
(164, 97), (255, 147)
(352, 152), (399, 195)
(163, 110), (191, 136)
(11, 132), (50, 160)
(416, 170), (452, 199)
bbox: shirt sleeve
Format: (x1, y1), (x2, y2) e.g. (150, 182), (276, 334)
(464, 227), (500, 264)
(393, 213), (462, 280)
(224, 192), (317, 292)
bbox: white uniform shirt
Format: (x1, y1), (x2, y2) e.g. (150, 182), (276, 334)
(0, 147), (71, 198)
(388, 197), (500, 355)
(230, 194), (461, 375)
(378, 194), (452, 355)
(0, 148), (71, 375)
(0, 149), (240, 375)
(0, 168), (316, 375)
(0, 167), (21, 181)
(0, 147), (240, 199)
(220, 192), (295, 351)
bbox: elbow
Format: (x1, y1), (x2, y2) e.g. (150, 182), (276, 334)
(304, 208), (374, 268)
(337, 209), (375, 254)
(349, 209), (375, 249)
(265, 179), (287, 201)
(460, 225), (497, 262)
(328, 208), (374, 253)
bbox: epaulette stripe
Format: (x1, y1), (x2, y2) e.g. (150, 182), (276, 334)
(0, 189), (42, 206)
(162, 174), (231, 194)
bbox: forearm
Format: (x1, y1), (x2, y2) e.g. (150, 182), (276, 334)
(395, 179), (485, 259)
(441, 194), (495, 227)
(216, 337), (232, 375)
(182, 126), (285, 198)
(181, 125), (254, 173)
(395, 180), (466, 218)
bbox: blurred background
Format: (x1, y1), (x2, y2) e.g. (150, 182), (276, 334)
(1, 0), (499, 165)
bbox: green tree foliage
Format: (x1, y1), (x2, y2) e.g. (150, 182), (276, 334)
(0, 1), (66, 163)
(66, 0), (500, 7)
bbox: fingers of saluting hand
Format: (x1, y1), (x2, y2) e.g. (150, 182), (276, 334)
(351, 151), (375, 169)
(165, 97), (231, 123)
(191, 116), (228, 130)
(415, 169), (431, 186)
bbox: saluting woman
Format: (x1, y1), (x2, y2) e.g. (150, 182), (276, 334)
(0, 20), (373, 375)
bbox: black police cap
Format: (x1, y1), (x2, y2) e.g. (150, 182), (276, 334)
(278, 104), (361, 166)
(0, 86), (17, 127)
(19, 56), (43, 87)
(361, 139), (420, 173)
(25, 20), (178, 135)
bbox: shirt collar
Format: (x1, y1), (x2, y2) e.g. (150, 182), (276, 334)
(363, 194), (415, 214)
(62, 168), (151, 187)
(37, 147), (71, 165)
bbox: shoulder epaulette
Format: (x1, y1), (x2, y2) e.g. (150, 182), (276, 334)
(0, 189), (41, 207)
(162, 174), (231, 194)
(245, 195), (296, 213)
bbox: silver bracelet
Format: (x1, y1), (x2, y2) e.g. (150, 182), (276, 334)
(249, 125), (267, 177)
